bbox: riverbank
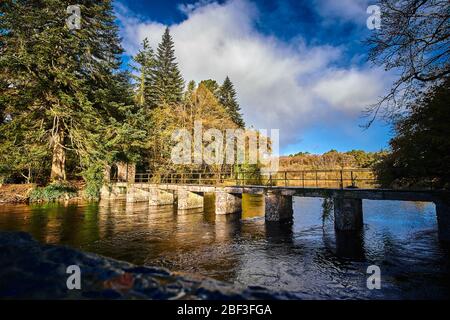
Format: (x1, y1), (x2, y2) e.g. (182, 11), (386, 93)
(0, 232), (292, 299)
(0, 182), (86, 204)
(0, 184), (35, 203)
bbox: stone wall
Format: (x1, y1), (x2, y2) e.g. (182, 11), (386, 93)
(104, 162), (136, 183)
(117, 162), (136, 183)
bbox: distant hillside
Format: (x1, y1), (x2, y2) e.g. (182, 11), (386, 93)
(280, 150), (387, 171)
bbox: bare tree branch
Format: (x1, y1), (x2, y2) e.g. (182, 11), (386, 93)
(365, 0), (450, 125)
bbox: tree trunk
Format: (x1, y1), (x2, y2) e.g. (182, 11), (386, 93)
(27, 165), (31, 184)
(50, 130), (66, 182)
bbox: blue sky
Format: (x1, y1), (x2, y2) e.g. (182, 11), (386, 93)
(115, 0), (392, 155)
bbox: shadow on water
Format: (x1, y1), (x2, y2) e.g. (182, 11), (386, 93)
(319, 197), (366, 261)
(334, 230), (366, 261)
(265, 221), (294, 244)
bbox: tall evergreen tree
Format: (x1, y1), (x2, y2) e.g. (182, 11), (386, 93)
(131, 38), (156, 108)
(0, 0), (146, 185)
(219, 76), (245, 128)
(153, 28), (185, 106)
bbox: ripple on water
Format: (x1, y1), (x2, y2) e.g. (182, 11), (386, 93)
(0, 197), (449, 299)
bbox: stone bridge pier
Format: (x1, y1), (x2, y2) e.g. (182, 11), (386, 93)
(149, 188), (175, 206)
(263, 192), (365, 233)
(435, 198), (450, 242)
(264, 190), (293, 222)
(100, 183), (127, 200)
(177, 188), (204, 210)
(126, 185), (150, 203)
(215, 191), (242, 215)
(176, 187), (243, 214)
(333, 197), (363, 231)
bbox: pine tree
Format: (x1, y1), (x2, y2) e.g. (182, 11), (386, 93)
(132, 38), (156, 108)
(183, 80), (196, 103)
(153, 28), (185, 106)
(0, 0), (146, 185)
(187, 80), (197, 92)
(219, 76), (245, 128)
(199, 79), (220, 98)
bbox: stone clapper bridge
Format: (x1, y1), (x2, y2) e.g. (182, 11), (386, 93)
(101, 168), (450, 242)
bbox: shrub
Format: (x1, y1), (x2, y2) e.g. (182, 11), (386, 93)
(82, 164), (105, 199)
(29, 182), (77, 202)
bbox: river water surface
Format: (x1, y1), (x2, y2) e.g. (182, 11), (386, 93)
(0, 195), (449, 299)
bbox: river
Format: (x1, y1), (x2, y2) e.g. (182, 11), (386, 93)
(0, 194), (449, 299)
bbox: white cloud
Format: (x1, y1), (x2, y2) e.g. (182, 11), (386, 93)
(115, 0), (388, 146)
(313, 68), (385, 112)
(314, 0), (372, 23)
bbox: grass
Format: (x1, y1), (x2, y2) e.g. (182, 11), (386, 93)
(29, 181), (78, 202)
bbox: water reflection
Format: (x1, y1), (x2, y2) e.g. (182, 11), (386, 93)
(265, 222), (294, 244)
(334, 230), (366, 261)
(0, 195), (449, 299)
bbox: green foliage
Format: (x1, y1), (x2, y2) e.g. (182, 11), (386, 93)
(152, 28), (185, 106)
(199, 79), (220, 97)
(219, 76), (245, 128)
(1, 2), (249, 190)
(234, 163), (262, 185)
(0, 114), (49, 183)
(289, 151), (311, 157)
(131, 38), (156, 108)
(375, 78), (450, 189)
(82, 163), (105, 199)
(29, 182), (77, 202)
(344, 150), (385, 168)
(183, 80), (197, 103)
(283, 149), (385, 169)
(147, 83), (237, 173)
(0, 0), (147, 184)
(321, 197), (334, 225)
